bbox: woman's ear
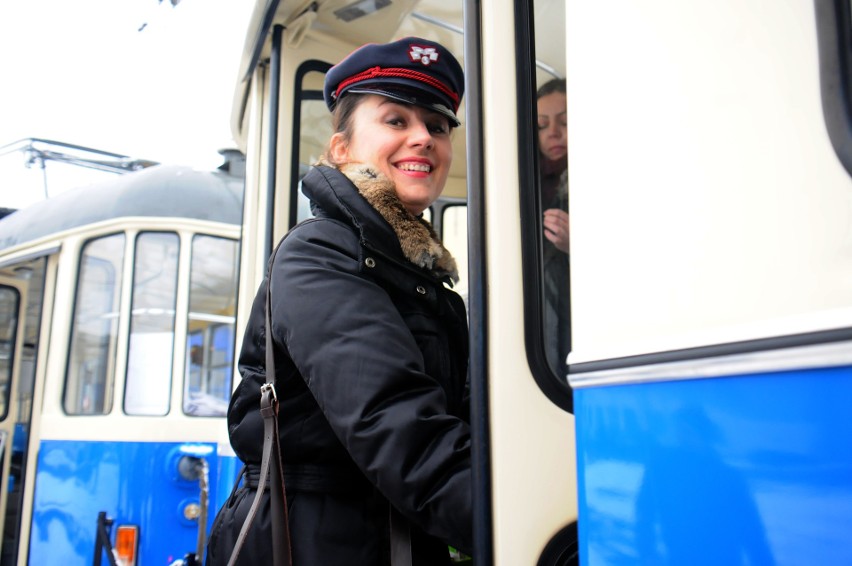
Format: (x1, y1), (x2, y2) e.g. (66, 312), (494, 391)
(328, 132), (349, 164)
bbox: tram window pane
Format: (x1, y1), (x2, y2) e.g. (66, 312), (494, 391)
(66, 234), (125, 415)
(442, 205), (469, 308)
(184, 235), (238, 417)
(532, 0), (570, 381)
(15, 258), (46, 425)
(295, 67), (333, 224)
(0, 286), (20, 420)
(124, 232), (179, 416)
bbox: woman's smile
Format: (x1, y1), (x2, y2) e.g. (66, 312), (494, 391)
(395, 158), (433, 175)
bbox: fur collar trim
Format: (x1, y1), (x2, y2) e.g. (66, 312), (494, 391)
(319, 159), (459, 284)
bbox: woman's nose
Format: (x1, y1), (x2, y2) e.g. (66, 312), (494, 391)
(546, 122), (562, 138)
(409, 121), (434, 148)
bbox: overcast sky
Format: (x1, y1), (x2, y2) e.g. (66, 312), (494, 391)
(0, 0), (253, 209)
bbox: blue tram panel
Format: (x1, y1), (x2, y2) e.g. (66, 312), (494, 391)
(574, 365), (852, 565)
(29, 440), (239, 564)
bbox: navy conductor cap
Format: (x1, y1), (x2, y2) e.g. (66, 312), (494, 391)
(324, 37), (465, 126)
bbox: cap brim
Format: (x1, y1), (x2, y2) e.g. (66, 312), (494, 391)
(347, 87), (460, 127)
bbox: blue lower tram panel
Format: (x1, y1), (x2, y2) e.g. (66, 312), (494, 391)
(574, 364), (852, 566)
(29, 440), (238, 564)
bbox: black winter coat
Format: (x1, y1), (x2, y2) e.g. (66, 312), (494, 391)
(206, 164), (472, 566)
(541, 165), (571, 384)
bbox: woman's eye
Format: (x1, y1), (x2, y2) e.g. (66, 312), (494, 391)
(386, 116), (405, 127)
(429, 122), (449, 135)
(537, 120), (548, 131)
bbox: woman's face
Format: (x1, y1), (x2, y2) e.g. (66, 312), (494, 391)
(537, 91), (568, 162)
(329, 94), (453, 216)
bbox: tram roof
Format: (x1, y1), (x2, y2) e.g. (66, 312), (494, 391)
(0, 161), (244, 252)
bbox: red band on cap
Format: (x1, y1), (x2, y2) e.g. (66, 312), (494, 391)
(334, 66), (460, 110)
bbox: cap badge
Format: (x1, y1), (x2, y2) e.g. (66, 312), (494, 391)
(409, 45), (439, 66)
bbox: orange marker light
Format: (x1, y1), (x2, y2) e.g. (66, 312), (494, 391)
(114, 525), (139, 566)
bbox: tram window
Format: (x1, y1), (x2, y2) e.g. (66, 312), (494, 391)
(294, 65), (333, 224)
(124, 232), (179, 416)
(184, 235), (238, 417)
(66, 234), (125, 415)
(493, 0), (574, 407)
(441, 205), (469, 307)
(530, 0), (569, 382)
(0, 286), (20, 420)
(15, 258), (46, 423)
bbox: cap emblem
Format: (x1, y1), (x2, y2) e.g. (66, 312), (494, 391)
(409, 45), (439, 66)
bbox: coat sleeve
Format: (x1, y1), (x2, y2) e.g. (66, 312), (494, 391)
(225, 277), (268, 465)
(270, 218), (473, 552)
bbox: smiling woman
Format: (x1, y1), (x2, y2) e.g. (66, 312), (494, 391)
(221, 2), (580, 565)
(326, 95), (454, 215)
(207, 36), (471, 566)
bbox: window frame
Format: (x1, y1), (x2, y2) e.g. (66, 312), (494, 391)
(183, 233), (240, 417)
(64, 232), (126, 416)
(290, 59), (334, 229)
(0, 285), (21, 421)
(123, 230), (180, 417)
(516, 0), (573, 412)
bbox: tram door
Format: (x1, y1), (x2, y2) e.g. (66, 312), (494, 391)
(0, 277), (26, 565)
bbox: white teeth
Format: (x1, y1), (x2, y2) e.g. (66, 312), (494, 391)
(398, 163), (431, 172)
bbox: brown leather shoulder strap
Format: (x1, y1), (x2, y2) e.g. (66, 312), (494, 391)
(226, 241), (292, 566)
(390, 506), (412, 566)
(264, 273), (292, 566)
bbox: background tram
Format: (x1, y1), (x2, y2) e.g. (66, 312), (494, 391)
(0, 143), (244, 565)
(227, 0), (852, 565)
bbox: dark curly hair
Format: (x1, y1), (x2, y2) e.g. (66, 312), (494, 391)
(536, 78), (566, 100)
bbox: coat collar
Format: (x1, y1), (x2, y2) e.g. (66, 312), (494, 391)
(304, 162), (459, 284)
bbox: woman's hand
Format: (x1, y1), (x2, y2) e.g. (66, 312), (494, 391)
(543, 208), (570, 253)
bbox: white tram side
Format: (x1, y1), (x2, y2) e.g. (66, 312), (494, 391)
(0, 149), (245, 565)
(227, 0), (852, 565)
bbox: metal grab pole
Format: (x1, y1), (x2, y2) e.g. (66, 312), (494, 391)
(195, 458), (210, 560)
